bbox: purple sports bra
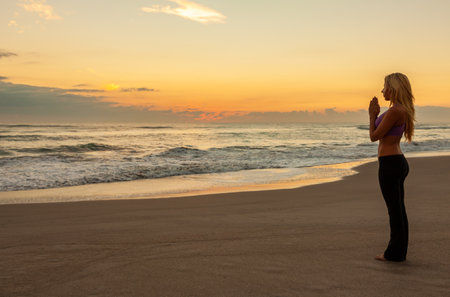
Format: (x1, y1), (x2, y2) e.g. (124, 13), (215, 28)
(375, 110), (405, 137)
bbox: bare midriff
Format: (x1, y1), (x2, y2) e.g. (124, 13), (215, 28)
(378, 135), (403, 157)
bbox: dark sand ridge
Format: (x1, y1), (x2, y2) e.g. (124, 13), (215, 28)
(1, 156), (449, 297)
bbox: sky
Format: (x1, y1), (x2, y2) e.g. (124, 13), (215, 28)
(1, 0), (450, 123)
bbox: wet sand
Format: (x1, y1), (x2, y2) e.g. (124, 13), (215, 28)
(1, 156), (449, 296)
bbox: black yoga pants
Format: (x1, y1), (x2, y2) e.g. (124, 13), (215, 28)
(378, 154), (409, 261)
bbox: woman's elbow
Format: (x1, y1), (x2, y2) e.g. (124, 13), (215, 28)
(370, 134), (379, 142)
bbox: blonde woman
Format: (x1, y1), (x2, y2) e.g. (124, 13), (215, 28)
(368, 73), (415, 262)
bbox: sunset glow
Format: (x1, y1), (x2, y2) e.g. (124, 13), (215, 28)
(1, 0), (450, 122)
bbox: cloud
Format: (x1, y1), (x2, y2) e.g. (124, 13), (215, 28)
(0, 80), (185, 123)
(141, 0), (226, 24)
(415, 106), (450, 123)
(0, 76), (8, 80)
(211, 107), (450, 123)
(210, 109), (370, 123)
(2, 80), (449, 124)
(18, 0), (61, 20)
(8, 20), (19, 27)
(64, 88), (104, 93)
(120, 87), (156, 92)
(0, 50), (18, 59)
(68, 85), (156, 93)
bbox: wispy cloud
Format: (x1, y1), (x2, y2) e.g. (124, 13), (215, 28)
(121, 87), (156, 92)
(8, 20), (19, 27)
(66, 86), (157, 93)
(0, 76), (8, 80)
(64, 88), (104, 93)
(0, 50), (18, 59)
(141, 0), (226, 24)
(18, 0), (61, 20)
(0, 80), (190, 123)
(2, 80), (450, 123)
(8, 19), (24, 34)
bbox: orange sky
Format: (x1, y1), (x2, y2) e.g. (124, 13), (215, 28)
(1, 0), (450, 121)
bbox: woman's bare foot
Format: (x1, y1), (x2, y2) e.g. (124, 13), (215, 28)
(375, 254), (387, 261)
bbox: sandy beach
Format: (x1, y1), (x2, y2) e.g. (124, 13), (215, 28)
(1, 156), (449, 297)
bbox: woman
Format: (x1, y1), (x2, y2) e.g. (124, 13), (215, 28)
(368, 72), (415, 262)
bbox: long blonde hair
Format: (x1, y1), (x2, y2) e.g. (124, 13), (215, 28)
(384, 73), (415, 142)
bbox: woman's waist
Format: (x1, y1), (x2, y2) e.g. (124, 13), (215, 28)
(378, 142), (402, 157)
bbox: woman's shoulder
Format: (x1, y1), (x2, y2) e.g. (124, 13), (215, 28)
(389, 103), (407, 113)
(388, 104), (407, 121)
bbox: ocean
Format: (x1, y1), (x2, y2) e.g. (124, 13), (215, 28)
(1, 121), (449, 204)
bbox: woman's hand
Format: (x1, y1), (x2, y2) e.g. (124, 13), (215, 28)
(369, 96), (380, 118)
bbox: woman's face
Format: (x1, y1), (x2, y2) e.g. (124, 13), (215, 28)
(381, 84), (390, 101)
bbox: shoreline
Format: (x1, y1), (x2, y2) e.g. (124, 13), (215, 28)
(1, 150), (449, 205)
(1, 155), (449, 296)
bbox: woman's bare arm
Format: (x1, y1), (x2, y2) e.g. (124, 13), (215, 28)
(369, 108), (402, 142)
(369, 97), (380, 142)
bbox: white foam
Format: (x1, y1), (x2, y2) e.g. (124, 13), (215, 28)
(0, 159), (370, 205)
